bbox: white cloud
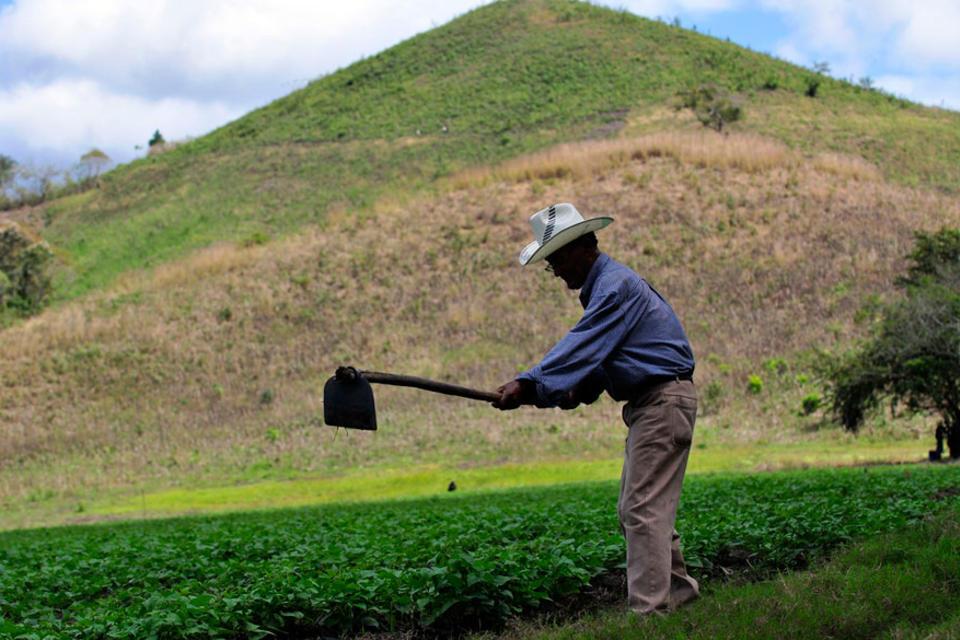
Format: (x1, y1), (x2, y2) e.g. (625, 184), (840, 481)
(0, 0), (491, 102)
(759, 0), (960, 74)
(894, 0), (960, 67)
(0, 0), (489, 166)
(761, 1), (873, 78)
(608, 0), (740, 17)
(0, 79), (240, 163)
(773, 41), (804, 66)
(749, 0), (960, 111)
(875, 74), (960, 111)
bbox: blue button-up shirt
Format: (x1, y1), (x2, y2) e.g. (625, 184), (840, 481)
(518, 253), (695, 407)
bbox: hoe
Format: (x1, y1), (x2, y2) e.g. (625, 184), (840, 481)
(323, 366), (500, 430)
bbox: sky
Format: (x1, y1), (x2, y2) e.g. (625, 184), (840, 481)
(1, 0), (958, 172)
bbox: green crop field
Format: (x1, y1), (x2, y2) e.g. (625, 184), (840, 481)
(2, 464), (959, 638)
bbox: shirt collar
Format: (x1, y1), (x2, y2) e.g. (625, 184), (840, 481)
(579, 252), (609, 307)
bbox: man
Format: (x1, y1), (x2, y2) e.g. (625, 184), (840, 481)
(494, 202), (700, 615)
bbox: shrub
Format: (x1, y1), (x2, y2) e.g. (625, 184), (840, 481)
(897, 227), (960, 287)
(0, 221), (53, 315)
(763, 357), (788, 375)
(801, 393), (821, 416)
(0, 270), (10, 303)
(702, 380), (725, 414)
(243, 231), (270, 247)
(747, 374), (764, 394)
(805, 77), (820, 98)
(0, 154), (15, 188)
(148, 129), (165, 148)
(675, 83), (742, 133)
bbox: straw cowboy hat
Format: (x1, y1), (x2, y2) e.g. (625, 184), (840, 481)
(519, 203), (613, 265)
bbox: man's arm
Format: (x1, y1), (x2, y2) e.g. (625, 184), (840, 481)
(495, 368), (604, 411)
(498, 281), (645, 409)
(567, 370), (605, 407)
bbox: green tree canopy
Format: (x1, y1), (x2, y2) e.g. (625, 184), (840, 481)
(822, 228), (960, 459)
(898, 227), (960, 287)
(0, 154), (15, 186)
(79, 148), (111, 180)
(0, 221), (53, 315)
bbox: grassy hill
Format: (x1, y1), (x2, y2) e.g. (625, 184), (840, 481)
(2, 0), (960, 527)
(24, 0), (960, 299)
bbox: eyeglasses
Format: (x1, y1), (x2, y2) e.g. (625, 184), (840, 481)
(545, 247), (574, 274)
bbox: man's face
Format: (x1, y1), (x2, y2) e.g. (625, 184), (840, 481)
(545, 242), (593, 290)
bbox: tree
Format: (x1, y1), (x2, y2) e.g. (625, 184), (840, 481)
(0, 221), (53, 314)
(0, 154), (15, 208)
(0, 154), (15, 186)
(79, 148), (111, 181)
(675, 84), (742, 133)
(148, 130), (165, 148)
(897, 227), (960, 287)
(822, 228), (960, 459)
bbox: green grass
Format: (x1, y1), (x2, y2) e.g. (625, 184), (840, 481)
(0, 436), (927, 531)
(742, 89), (960, 192)
(92, 437), (925, 518)
(508, 497), (960, 640)
(2, 464), (958, 638)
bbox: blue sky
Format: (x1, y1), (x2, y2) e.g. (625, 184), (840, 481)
(679, 9), (789, 54)
(1, 0), (957, 171)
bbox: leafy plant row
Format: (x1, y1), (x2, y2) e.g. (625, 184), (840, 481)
(1, 464), (958, 638)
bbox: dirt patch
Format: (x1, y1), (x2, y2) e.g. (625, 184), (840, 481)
(584, 109), (629, 140)
(933, 486), (960, 501)
(352, 571), (626, 639)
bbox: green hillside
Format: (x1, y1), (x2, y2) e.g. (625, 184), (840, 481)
(2, 0), (960, 529)
(32, 0), (960, 298)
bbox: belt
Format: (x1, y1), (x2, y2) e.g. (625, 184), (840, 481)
(631, 372), (693, 401)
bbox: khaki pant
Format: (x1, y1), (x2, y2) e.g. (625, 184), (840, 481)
(618, 379), (699, 614)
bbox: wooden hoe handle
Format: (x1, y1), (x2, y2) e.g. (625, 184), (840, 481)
(336, 367), (500, 403)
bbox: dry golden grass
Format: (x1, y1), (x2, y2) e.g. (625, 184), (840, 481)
(0, 131), (956, 506)
(812, 153), (882, 181)
(450, 131), (799, 189)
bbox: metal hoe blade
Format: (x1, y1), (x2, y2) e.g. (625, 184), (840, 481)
(323, 367), (377, 430)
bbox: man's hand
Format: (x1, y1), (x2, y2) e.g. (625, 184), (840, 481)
(494, 379), (533, 410)
(557, 389), (580, 410)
